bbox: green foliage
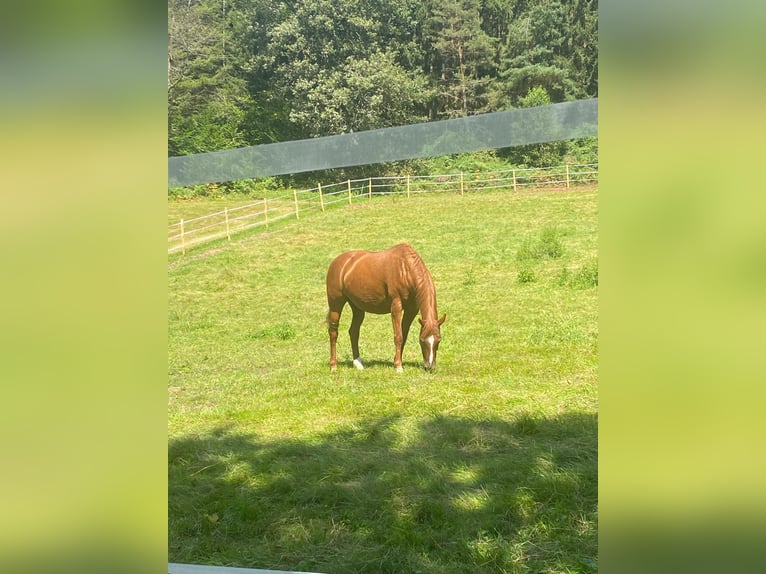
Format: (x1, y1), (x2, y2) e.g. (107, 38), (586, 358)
(418, 149), (509, 175)
(566, 136), (599, 165)
(168, 0), (255, 155)
(169, 99), (249, 156)
(521, 85), (553, 108)
(168, 176), (289, 200)
(288, 51), (432, 136)
(423, 0), (496, 118)
(493, 0), (597, 107)
(168, 0), (598, 158)
(253, 0), (431, 137)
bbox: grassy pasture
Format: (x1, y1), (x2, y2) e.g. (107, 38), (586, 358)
(168, 187), (598, 573)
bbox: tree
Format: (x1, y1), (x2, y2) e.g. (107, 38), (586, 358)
(563, 0), (598, 98)
(167, 0), (598, 172)
(288, 51), (431, 136)
(423, 0), (496, 118)
(488, 0), (597, 110)
(255, 0), (429, 137)
(168, 0), (251, 155)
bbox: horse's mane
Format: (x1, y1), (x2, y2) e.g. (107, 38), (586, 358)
(395, 244), (435, 307)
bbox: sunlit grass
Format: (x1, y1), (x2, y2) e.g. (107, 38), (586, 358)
(169, 187), (598, 572)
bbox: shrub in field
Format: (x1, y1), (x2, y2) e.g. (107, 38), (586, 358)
(516, 227), (565, 262)
(538, 226), (564, 259)
(572, 259), (598, 289)
(516, 236), (538, 262)
(557, 259), (598, 289)
(247, 323), (296, 340)
(517, 266), (536, 284)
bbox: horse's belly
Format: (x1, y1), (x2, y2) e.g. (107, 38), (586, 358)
(363, 303), (393, 314)
(345, 289), (391, 314)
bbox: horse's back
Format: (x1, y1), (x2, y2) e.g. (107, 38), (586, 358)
(327, 244), (420, 286)
(326, 245), (418, 312)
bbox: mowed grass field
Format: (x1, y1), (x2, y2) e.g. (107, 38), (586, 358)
(168, 187), (598, 573)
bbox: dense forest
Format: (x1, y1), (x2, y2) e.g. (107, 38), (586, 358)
(168, 0), (597, 190)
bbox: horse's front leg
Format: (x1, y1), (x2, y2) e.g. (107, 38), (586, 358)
(390, 299), (405, 373)
(401, 307), (417, 350)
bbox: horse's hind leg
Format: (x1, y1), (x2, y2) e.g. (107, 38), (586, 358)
(327, 302), (344, 372)
(348, 303), (366, 370)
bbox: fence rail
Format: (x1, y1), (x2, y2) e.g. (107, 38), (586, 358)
(168, 163), (598, 255)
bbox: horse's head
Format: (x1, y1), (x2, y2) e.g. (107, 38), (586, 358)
(418, 314), (446, 370)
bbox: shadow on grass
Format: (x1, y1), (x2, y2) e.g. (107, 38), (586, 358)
(169, 412), (597, 573)
(335, 358), (425, 371)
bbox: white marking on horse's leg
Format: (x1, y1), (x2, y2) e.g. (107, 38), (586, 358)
(396, 366), (404, 373)
(427, 335), (435, 366)
(353, 357), (364, 370)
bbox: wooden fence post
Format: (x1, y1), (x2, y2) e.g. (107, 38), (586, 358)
(406, 175), (411, 199)
(368, 177), (372, 200)
(347, 180), (353, 205)
(512, 169), (517, 192)
(293, 189), (300, 220)
(224, 207), (231, 241)
(319, 183), (325, 212)
(180, 219), (186, 255)
(460, 172), (464, 196)
(565, 163), (571, 188)
(264, 198), (268, 229)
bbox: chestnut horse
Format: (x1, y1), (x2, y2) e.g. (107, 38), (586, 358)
(326, 243), (445, 372)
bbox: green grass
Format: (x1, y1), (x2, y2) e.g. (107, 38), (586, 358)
(169, 188), (598, 573)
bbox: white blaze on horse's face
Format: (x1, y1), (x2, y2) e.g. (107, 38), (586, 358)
(418, 314), (445, 371)
(426, 336), (435, 366)
(419, 331), (441, 370)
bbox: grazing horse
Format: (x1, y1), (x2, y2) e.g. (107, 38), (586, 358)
(326, 243), (446, 372)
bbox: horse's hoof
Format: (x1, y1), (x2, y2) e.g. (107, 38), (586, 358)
(330, 365), (337, 373)
(353, 358), (364, 370)
(396, 366), (404, 373)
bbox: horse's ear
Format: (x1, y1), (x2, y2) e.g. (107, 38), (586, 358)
(438, 314), (446, 326)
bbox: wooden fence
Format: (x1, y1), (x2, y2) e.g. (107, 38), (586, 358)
(168, 163), (598, 255)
